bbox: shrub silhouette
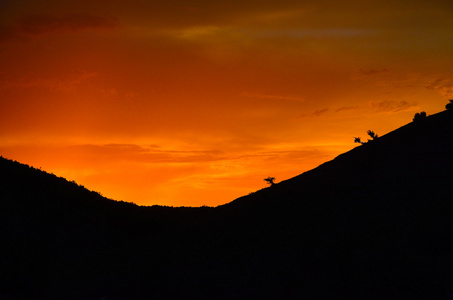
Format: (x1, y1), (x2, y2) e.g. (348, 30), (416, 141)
(367, 130), (378, 141)
(354, 131), (378, 145)
(264, 176), (276, 186)
(447, 100), (453, 110)
(413, 111), (427, 122)
(354, 137), (365, 145)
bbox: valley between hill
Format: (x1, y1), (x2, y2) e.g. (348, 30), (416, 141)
(1, 109), (453, 299)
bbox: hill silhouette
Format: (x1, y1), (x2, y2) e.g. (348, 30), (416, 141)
(1, 109), (453, 299)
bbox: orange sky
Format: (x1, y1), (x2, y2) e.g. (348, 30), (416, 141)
(1, 0), (452, 206)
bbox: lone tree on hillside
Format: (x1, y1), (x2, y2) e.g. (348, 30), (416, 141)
(447, 100), (453, 110)
(264, 176), (276, 186)
(413, 111), (427, 122)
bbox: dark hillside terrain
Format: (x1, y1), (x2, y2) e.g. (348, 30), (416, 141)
(1, 109), (453, 299)
(0, 160), (212, 299)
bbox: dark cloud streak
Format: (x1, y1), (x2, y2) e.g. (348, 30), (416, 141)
(0, 13), (120, 41)
(336, 106), (359, 112)
(359, 69), (389, 76)
(312, 108), (329, 117)
(371, 100), (417, 113)
(17, 13), (120, 35)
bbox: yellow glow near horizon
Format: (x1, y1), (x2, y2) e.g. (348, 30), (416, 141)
(1, 0), (452, 206)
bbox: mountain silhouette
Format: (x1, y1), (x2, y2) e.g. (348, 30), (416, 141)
(1, 109), (452, 299)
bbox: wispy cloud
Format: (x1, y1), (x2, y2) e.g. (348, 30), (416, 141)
(67, 144), (227, 164)
(371, 100), (417, 113)
(312, 108), (329, 117)
(157, 23), (375, 44)
(351, 68), (392, 84)
(241, 92), (304, 102)
(237, 148), (331, 162)
(296, 107), (330, 119)
(174, 25), (222, 39)
(424, 78), (453, 97)
(0, 70), (97, 92)
(358, 69), (390, 77)
(254, 28), (377, 39)
(336, 106), (359, 112)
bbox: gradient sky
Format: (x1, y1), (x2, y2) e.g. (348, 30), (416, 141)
(1, 0), (452, 206)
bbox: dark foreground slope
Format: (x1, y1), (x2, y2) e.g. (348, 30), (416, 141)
(1, 110), (453, 299)
(214, 110), (453, 298)
(0, 160), (212, 299)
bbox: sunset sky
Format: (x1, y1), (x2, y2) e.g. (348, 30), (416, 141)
(1, 0), (452, 206)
